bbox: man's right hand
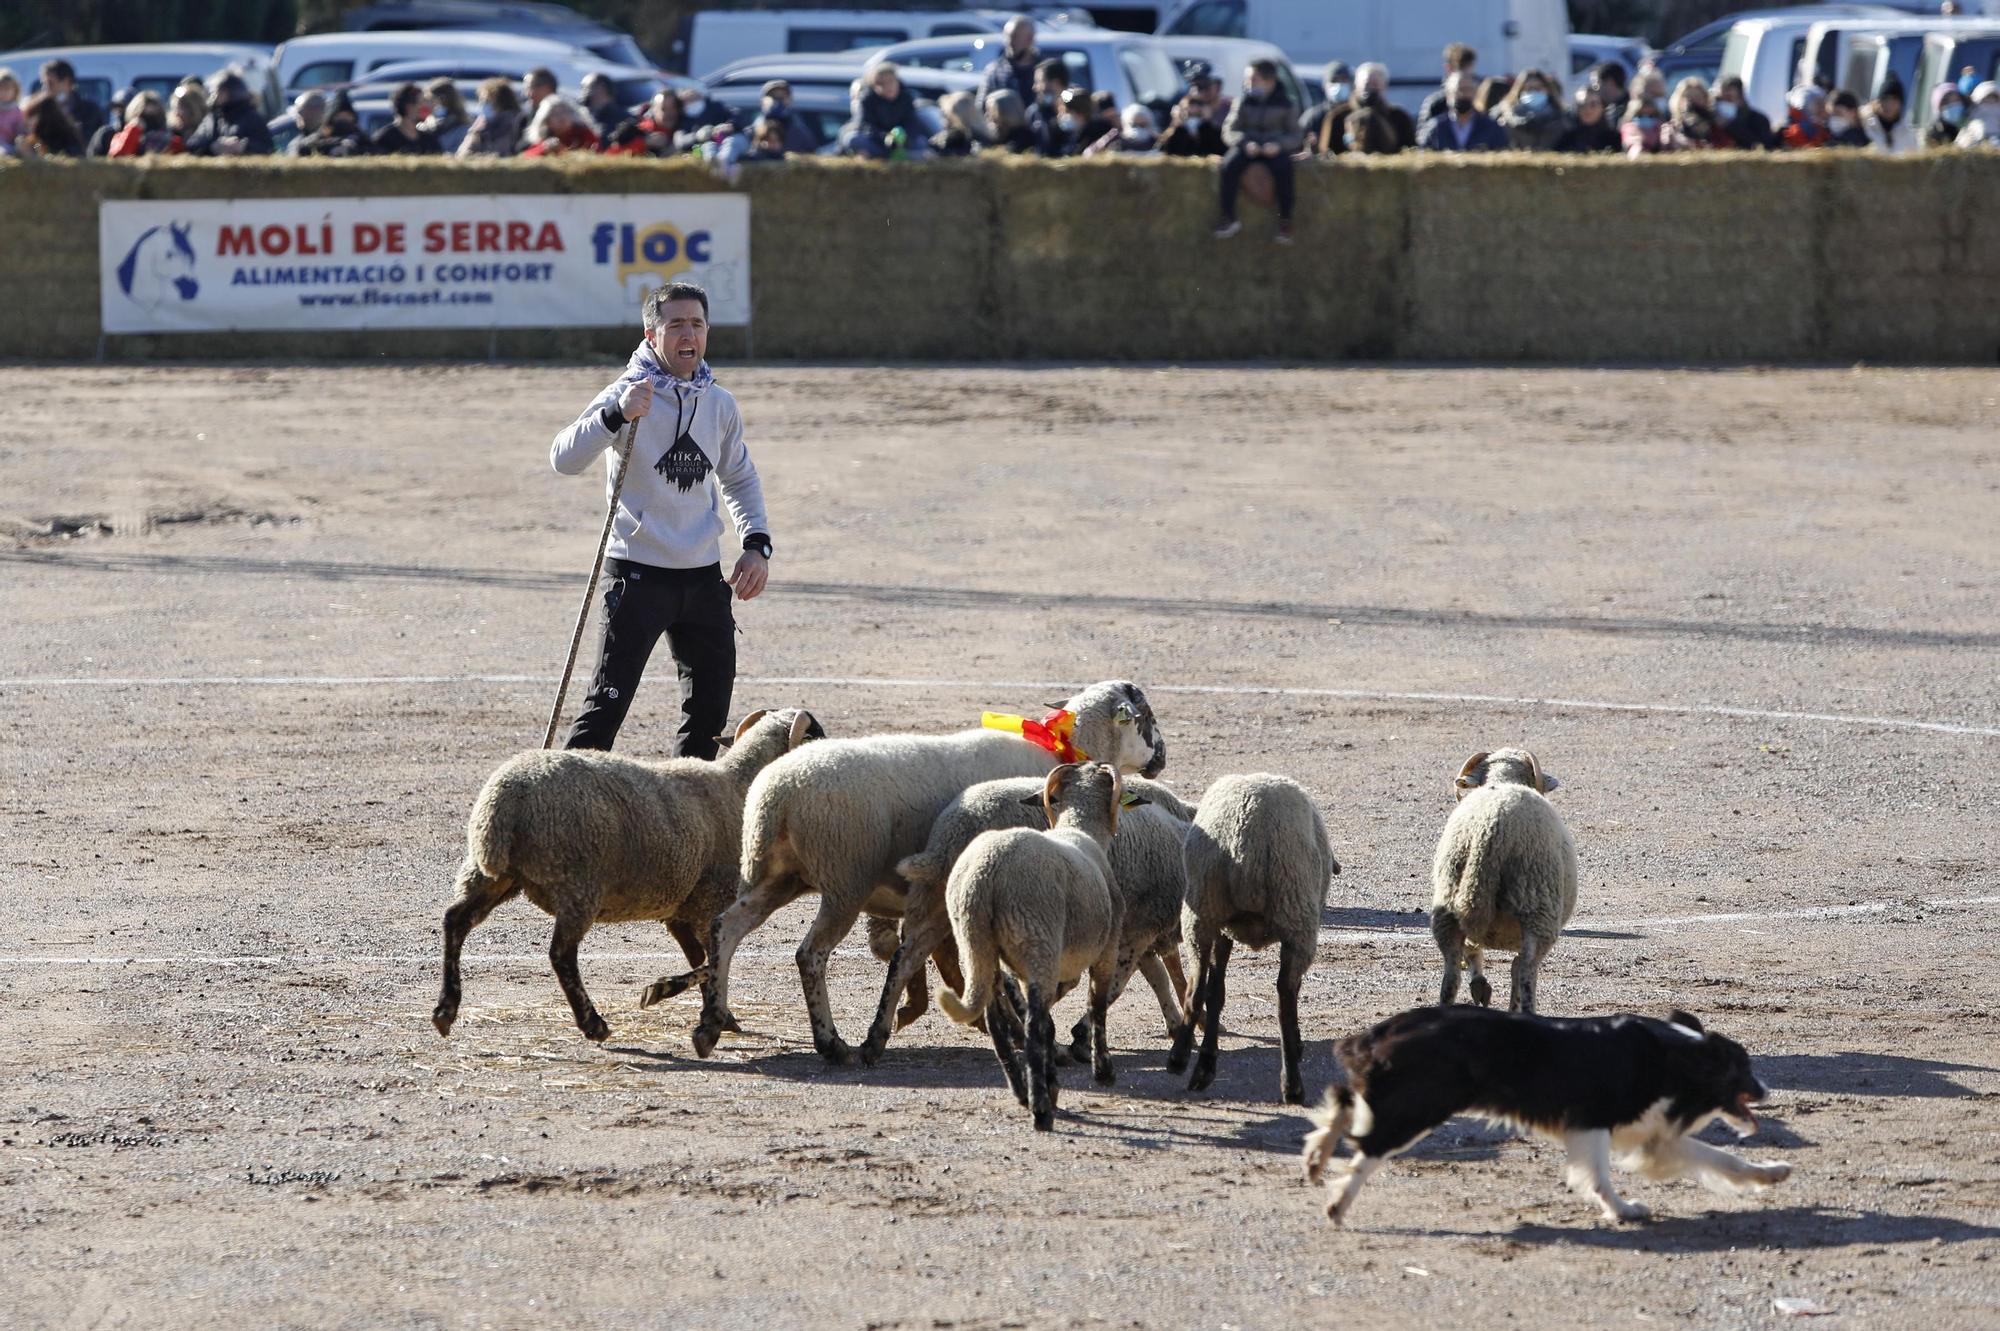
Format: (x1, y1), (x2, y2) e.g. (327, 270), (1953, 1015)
(617, 378), (653, 420)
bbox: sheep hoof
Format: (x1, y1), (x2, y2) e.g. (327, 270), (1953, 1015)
(638, 966), (708, 1008)
(1188, 1060), (1216, 1094)
(580, 1012), (610, 1043)
(719, 1011), (744, 1035)
(1094, 1065), (1115, 1087)
(857, 1039), (886, 1068)
(1469, 976), (1493, 1007)
(1283, 1080), (1306, 1106)
(1165, 1047), (1190, 1074)
(817, 1037), (855, 1066)
(431, 1007), (456, 1038)
(894, 1003), (925, 1031)
(1032, 1110), (1055, 1132)
(690, 1023), (721, 1058)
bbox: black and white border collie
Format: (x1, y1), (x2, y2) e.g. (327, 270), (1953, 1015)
(1302, 1005), (1791, 1225)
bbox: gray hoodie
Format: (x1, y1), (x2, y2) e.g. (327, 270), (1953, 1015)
(550, 342), (770, 570)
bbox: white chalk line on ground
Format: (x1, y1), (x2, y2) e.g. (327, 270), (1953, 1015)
(7, 894), (1997, 968)
(3, 671), (1996, 738)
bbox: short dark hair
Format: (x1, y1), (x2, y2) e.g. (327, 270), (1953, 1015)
(1830, 90), (1860, 111)
(1593, 60), (1628, 88)
(1444, 43), (1476, 70)
(41, 58), (75, 85)
(1250, 58), (1279, 82)
(525, 66), (557, 89)
(392, 82), (425, 116)
(1715, 74), (1745, 96)
(1035, 58), (1068, 87)
(644, 281), (709, 330)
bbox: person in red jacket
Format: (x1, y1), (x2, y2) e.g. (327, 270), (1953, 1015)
(521, 97), (600, 157)
(107, 90), (180, 157)
(1780, 85), (1831, 149)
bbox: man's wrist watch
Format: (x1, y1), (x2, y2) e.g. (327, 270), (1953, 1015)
(744, 534), (773, 560)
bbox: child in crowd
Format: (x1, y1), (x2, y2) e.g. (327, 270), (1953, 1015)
(0, 68), (25, 152)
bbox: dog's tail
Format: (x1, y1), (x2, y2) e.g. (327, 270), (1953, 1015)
(1301, 1085), (1355, 1183)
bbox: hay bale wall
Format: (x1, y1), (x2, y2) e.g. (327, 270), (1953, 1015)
(3, 153), (1996, 363)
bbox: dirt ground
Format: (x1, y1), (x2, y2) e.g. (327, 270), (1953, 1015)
(2, 363), (1997, 1331)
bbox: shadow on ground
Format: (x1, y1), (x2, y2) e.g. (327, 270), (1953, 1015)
(1760, 1052), (1996, 1098)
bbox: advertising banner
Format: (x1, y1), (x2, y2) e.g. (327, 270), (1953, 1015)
(99, 194), (750, 334)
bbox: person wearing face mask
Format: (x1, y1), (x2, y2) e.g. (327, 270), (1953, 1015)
(755, 80), (820, 153)
(1956, 80), (2000, 148)
(1492, 68), (1565, 151)
(183, 70), (274, 157)
(1780, 85), (1832, 149)
(1418, 43), (1478, 126)
(456, 78), (523, 157)
(1661, 77), (1730, 151)
(422, 78), (471, 155)
(675, 86), (739, 154)
(1310, 61), (1412, 156)
(1554, 88), (1618, 153)
(1825, 90), (1869, 147)
(1044, 85), (1095, 159)
(1297, 60), (1353, 150)
(1590, 61), (1630, 124)
(1928, 85), (1969, 147)
(1214, 59), (1301, 242)
(1028, 58), (1078, 157)
(1711, 76), (1773, 150)
(1619, 94), (1668, 157)
(1416, 70), (1506, 151)
(1160, 67), (1226, 157)
(1861, 78), (1915, 154)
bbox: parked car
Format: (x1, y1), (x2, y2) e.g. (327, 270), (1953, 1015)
(706, 56), (983, 107)
(707, 80), (958, 154)
(272, 30), (592, 94)
(339, 0), (652, 68)
(353, 55), (693, 108)
(683, 8), (1020, 80)
(0, 42), (282, 119)
(1810, 15), (2000, 99)
(1910, 27), (2000, 128)
(1567, 33), (1649, 96)
(1155, 34), (1316, 109)
(1154, 0), (1567, 113)
(873, 29), (1185, 117)
(1717, 12), (1916, 124)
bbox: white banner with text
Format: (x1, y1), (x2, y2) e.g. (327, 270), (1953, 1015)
(99, 194), (750, 334)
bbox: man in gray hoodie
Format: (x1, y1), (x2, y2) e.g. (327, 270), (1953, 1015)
(549, 281), (772, 757)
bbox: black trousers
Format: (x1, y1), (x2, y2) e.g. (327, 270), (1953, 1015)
(1219, 147), (1296, 221)
(563, 558), (736, 758)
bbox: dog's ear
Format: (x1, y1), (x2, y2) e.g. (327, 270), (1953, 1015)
(1668, 1009), (1705, 1034)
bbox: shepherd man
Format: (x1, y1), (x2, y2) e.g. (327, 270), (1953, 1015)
(549, 281), (772, 757)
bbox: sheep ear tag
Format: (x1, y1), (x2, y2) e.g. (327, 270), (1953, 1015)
(1120, 792), (1148, 808)
(981, 708), (1086, 762)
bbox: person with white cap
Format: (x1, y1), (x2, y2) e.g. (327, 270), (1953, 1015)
(1956, 81), (2000, 148)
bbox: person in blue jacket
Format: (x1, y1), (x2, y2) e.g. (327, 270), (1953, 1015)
(1417, 71), (1508, 152)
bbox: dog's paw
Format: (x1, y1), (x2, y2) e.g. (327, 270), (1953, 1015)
(1750, 1161), (1792, 1188)
(1608, 1200), (1652, 1224)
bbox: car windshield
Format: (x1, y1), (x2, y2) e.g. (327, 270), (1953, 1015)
(1117, 42), (1181, 105)
(1719, 29), (1754, 81)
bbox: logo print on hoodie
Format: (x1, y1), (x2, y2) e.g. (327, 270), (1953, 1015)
(654, 390), (712, 493)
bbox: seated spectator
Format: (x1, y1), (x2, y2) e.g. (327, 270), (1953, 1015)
(841, 62), (929, 160)
(1310, 62), (1412, 156)
(1825, 90), (1869, 147)
(1083, 103), (1158, 156)
(1629, 61), (1668, 112)
(1417, 71), (1507, 151)
(1044, 86), (1095, 159)
(521, 97), (600, 156)
(1713, 76), (1774, 150)
(108, 91), (178, 157)
(1620, 94), (1667, 157)
(981, 16), (1041, 105)
(1590, 61), (1630, 123)
(370, 83), (442, 155)
(1862, 77), (1915, 154)
(1159, 77), (1226, 157)
(457, 78), (523, 157)
(0, 68), (24, 154)
(87, 86), (132, 156)
(1418, 43), (1477, 125)
(1215, 59), (1300, 244)
(41, 59), (105, 144)
(580, 74), (625, 141)
(1491, 68), (1566, 150)
(1475, 75), (1512, 116)
(1554, 88), (1618, 153)
(169, 82), (207, 142)
(930, 90), (987, 156)
(280, 90), (326, 155)
(295, 91), (367, 157)
(1178, 59), (1232, 120)
(1339, 106), (1406, 156)
(743, 117), (791, 162)
(1780, 86), (1832, 148)
(1957, 81), (2000, 148)
(1298, 60), (1353, 148)
(676, 85), (738, 150)
(1928, 85), (1967, 147)
(1661, 77), (1729, 150)
(520, 66), (557, 148)
(423, 78), (471, 155)
(1028, 58), (1073, 156)
(184, 71), (274, 157)
(757, 81), (821, 154)
(17, 92), (84, 157)
(1082, 90), (1120, 145)
(982, 90), (1038, 154)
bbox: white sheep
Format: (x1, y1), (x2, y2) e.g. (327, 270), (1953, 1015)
(679, 681), (1168, 1063)
(935, 762), (1128, 1130)
(1431, 747), (1576, 1015)
(857, 774), (1194, 1066)
(1172, 773), (1339, 1104)
(431, 708), (823, 1043)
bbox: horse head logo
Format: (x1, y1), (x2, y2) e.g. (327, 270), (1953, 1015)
(116, 222), (200, 313)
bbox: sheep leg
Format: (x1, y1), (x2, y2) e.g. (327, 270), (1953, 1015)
(983, 992), (1031, 1108)
(859, 903), (954, 1065)
(1509, 932), (1545, 1015)
(1070, 942), (1143, 1064)
(1167, 937), (1211, 1074)
(1026, 981), (1058, 1131)
(1276, 939), (1309, 1105)
(1467, 946), (1493, 1008)
(691, 875), (806, 1057)
(1432, 911), (1465, 1005)
(548, 908), (609, 1043)
(432, 862), (519, 1038)
(1087, 950), (1120, 1086)
(1136, 952), (1185, 1040)
(636, 921), (736, 1025)
(796, 895), (868, 1065)
(1188, 935), (1233, 1094)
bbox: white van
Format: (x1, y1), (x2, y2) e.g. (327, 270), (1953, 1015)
(1157, 0), (1567, 112)
(1717, 15), (1857, 125)
(0, 42), (282, 118)
(684, 9), (1013, 80)
(1910, 27), (2000, 127)
(272, 30), (594, 93)
(1809, 15), (2000, 100)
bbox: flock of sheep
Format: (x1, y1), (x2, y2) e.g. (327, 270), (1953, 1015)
(431, 679), (1576, 1132)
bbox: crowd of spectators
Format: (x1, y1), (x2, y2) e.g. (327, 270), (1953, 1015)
(5, 22), (2000, 203)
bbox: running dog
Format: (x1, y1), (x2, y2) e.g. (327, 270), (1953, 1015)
(1302, 1005), (1791, 1225)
